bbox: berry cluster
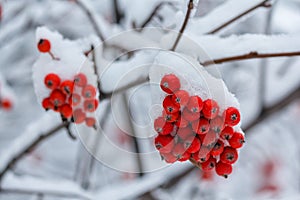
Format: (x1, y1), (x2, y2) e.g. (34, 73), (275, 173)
(41, 72), (98, 128)
(154, 74), (245, 178)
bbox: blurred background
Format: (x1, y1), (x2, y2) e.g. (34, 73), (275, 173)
(0, 0), (300, 199)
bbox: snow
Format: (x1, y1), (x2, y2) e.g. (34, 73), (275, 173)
(33, 27), (98, 102)
(188, 0), (271, 34)
(2, 172), (92, 200)
(0, 113), (61, 175)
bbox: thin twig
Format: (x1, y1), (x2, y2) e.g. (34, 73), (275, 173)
(122, 93), (144, 177)
(201, 51), (300, 66)
(244, 86), (300, 132)
(100, 76), (149, 101)
(75, 0), (105, 41)
(61, 116), (76, 140)
(207, 0), (272, 34)
(170, 0), (194, 51)
(0, 121), (70, 185)
(90, 45), (102, 101)
(140, 2), (175, 29)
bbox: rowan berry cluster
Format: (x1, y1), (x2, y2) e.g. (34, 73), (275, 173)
(38, 39), (98, 128)
(154, 74), (245, 178)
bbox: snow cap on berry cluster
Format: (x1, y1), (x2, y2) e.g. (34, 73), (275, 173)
(33, 26), (98, 102)
(149, 51), (243, 133)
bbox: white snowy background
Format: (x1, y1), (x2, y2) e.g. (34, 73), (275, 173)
(0, 0), (300, 199)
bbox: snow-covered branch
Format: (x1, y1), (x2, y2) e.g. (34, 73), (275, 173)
(0, 114), (69, 184)
(188, 0), (272, 34)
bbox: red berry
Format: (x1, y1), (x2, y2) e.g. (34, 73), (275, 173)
(86, 117), (96, 127)
(154, 117), (174, 135)
(160, 74), (181, 94)
(69, 93), (81, 107)
(220, 126), (234, 140)
(84, 99), (99, 112)
(172, 143), (186, 159)
(211, 140), (224, 157)
(202, 131), (218, 147)
(210, 117), (225, 134)
(82, 85), (97, 99)
(162, 110), (179, 123)
(74, 73), (87, 87)
(191, 118), (210, 135)
(50, 89), (66, 108)
(163, 95), (180, 114)
(187, 96), (203, 113)
(72, 108), (86, 124)
(184, 136), (201, 154)
(183, 108), (200, 122)
(175, 115), (189, 128)
(215, 162), (232, 178)
(220, 147), (238, 164)
(224, 107), (241, 126)
(42, 98), (54, 110)
(38, 39), (51, 53)
(197, 147), (211, 163)
(160, 152), (177, 163)
(172, 90), (190, 106)
(229, 132), (245, 149)
(60, 80), (74, 95)
(60, 104), (72, 118)
(201, 156), (216, 172)
(177, 126), (193, 140)
(202, 99), (219, 119)
(1, 98), (12, 110)
(178, 151), (191, 162)
(155, 135), (174, 153)
(44, 73), (61, 90)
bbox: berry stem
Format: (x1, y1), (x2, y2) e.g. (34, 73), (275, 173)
(48, 51), (60, 61)
(170, 0), (194, 51)
(61, 116), (76, 140)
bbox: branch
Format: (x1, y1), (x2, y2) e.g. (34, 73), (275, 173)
(171, 0), (194, 51)
(113, 0), (124, 24)
(201, 51), (300, 66)
(207, 0), (272, 34)
(140, 2), (175, 29)
(100, 76), (149, 101)
(90, 45), (102, 101)
(61, 116), (76, 140)
(244, 86), (300, 132)
(0, 121), (70, 185)
(74, 0), (105, 41)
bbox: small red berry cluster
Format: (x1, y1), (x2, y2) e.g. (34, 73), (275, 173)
(154, 74), (245, 178)
(41, 72), (98, 128)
